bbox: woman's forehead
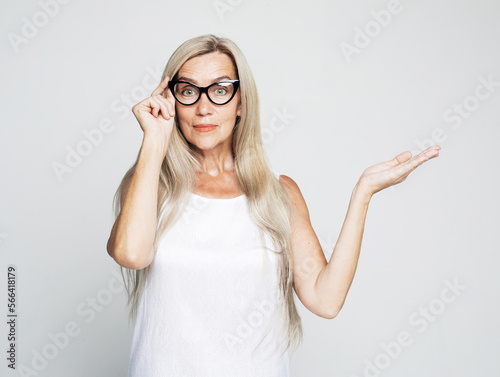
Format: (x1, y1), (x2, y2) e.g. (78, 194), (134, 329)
(178, 52), (237, 84)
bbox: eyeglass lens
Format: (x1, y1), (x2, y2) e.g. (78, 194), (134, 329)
(173, 82), (236, 105)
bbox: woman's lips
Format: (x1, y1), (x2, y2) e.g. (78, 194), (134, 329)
(193, 124), (217, 132)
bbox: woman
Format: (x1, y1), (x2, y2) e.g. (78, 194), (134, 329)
(107, 34), (440, 376)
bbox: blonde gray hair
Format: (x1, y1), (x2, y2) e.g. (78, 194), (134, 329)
(112, 34), (303, 357)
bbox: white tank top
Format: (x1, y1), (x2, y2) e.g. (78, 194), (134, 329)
(128, 169), (291, 377)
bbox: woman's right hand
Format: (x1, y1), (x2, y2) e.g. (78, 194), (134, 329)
(132, 75), (176, 141)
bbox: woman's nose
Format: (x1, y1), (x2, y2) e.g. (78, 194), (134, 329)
(195, 92), (214, 116)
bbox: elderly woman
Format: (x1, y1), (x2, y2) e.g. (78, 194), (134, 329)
(106, 34), (440, 376)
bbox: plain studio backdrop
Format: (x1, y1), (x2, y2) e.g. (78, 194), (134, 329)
(1, 0), (499, 376)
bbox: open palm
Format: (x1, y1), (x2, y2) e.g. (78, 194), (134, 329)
(358, 145), (441, 196)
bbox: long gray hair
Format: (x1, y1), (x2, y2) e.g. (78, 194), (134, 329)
(111, 34), (303, 356)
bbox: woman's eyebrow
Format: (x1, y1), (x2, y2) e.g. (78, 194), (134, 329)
(176, 75), (232, 84)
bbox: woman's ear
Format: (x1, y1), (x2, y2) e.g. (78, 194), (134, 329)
(237, 100), (242, 117)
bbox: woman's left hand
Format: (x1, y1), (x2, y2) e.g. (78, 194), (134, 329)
(357, 145), (441, 196)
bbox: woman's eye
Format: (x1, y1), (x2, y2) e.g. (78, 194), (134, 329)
(182, 89), (195, 96)
(215, 88), (227, 95)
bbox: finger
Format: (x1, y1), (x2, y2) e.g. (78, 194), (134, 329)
(149, 96), (168, 119)
(384, 151), (412, 169)
(395, 151), (412, 164)
(164, 85), (176, 103)
(151, 75), (170, 97)
(412, 147), (440, 165)
(416, 145), (441, 158)
(391, 145), (440, 169)
(401, 148), (440, 175)
(381, 146), (440, 185)
(152, 94), (172, 119)
(155, 92), (175, 116)
(164, 88), (176, 116)
(424, 144), (441, 152)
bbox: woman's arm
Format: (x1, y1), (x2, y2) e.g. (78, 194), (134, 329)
(282, 145), (441, 318)
(107, 76), (176, 270)
(312, 183), (371, 318)
(279, 176), (369, 319)
(106, 136), (167, 270)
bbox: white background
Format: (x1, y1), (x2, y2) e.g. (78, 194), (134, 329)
(1, 0), (499, 376)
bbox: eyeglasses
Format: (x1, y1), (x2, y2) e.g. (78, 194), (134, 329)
(168, 79), (240, 106)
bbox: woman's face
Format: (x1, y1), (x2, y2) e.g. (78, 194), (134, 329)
(173, 51), (242, 153)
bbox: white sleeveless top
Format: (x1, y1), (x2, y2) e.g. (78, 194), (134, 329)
(128, 169), (291, 377)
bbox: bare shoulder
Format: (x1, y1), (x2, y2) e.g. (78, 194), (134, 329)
(278, 174), (300, 197)
(278, 174), (311, 219)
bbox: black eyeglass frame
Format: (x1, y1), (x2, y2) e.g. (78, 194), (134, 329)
(167, 79), (240, 106)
